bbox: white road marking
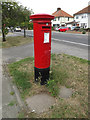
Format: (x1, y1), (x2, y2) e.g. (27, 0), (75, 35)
(52, 38), (89, 47)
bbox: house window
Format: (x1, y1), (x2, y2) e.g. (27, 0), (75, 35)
(68, 17), (69, 21)
(81, 23), (87, 28)
(76, 16), (79, 19)
(82, 15), (86, 18)
(58, 17), (60, 21)
(54, 17), (56, 21)
(85, 23), (87, 28)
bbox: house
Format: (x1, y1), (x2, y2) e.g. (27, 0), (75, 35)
(52, 8), (74, 27)
(73, 5), (90, 28)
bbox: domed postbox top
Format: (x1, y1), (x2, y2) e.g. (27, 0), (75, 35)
(30, 14), (54, 20)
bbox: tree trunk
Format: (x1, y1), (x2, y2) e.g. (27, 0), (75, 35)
(2, 31), (6, 42)
(24, 28), (26, 37)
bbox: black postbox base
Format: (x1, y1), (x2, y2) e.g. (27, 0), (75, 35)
(34, 67), (50, 85)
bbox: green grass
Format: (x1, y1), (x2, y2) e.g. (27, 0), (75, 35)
(8, 101), (16, 106)
(8, 53), (89, 118)
(2, 36), (33, 48)
(8, 57), (34, 98)
(18, 112), (25, 118)
(64, 54), (89, 64)
(47, 66), (68, 96)
(10, 91), (15, 95)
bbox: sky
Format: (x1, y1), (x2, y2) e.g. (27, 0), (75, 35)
(16, 0), (90, 16)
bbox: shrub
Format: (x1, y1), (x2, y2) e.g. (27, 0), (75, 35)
(80, 28), (84, 32)
(82, 30), (86, 34)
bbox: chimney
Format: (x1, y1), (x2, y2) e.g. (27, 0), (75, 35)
(57, 8), (61, 11)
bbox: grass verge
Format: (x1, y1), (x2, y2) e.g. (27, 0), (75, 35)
(2, 36), (33, 48)
(8, 57), (34, 99)
(8, 54), (89, 118)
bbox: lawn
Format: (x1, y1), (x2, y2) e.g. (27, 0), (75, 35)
(8, 54), (89, 118)
(2, 36), (33, 48)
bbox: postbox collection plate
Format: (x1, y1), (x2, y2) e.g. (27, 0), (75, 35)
(44, 32), (49, 43)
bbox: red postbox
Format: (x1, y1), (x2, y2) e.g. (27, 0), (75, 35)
(30, 14), (54, 85)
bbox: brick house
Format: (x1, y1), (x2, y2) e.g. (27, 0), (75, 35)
(52, 8), (74, 27)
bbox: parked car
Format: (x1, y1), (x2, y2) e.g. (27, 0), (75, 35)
(58, 27), (70, 32)
(14, 26), (21, 32)
(10, 27), (14, 32)
(5, 27), (10, 30)
(71, 26), (76, 30)
(54, 27), (60, 31)
(5, 27), (10, 32)
(73, 27), (80, 31)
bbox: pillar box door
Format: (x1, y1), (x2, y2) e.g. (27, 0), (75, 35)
(30, 14), (54, 85)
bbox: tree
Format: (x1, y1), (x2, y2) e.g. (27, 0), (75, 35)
(2, 2), (18, 41)
(21, 7), (33, 37)
(28, 22), (33, 30)
(1, 1), (33, 41)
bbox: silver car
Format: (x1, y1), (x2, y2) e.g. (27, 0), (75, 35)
(14, 26), (21, 32)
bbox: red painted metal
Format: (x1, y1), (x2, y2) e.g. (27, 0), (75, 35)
(30, 14), (54, 69)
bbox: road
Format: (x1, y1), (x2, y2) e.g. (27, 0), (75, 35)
(6, 30), (90, 59)
(20, 30), (88, 45)
(5, 29), (88, 60)
(10, 30), (88, 44)
(52, 31), (88, 45)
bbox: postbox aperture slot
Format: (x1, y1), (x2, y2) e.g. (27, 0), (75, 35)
(42, 26), (50, 29)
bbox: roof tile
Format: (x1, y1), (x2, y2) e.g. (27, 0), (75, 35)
(52, 9), (73, 18)
(74, 5), (90, 15)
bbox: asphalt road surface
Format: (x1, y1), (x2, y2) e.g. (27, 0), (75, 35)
(20, 30), (88, 46)
(12, 30), (89, 58)
(3, 30), (88, 61)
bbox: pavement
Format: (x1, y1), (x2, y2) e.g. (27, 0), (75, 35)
(51, 40), (88, 60)
(1, 60), (25, 118)
(25, 87), (73, 114)
(0, 48), (2, 120)
(26, 94), (55, 114)
(59, 86), (73, 98)
(2, 73), (20, 118)
(2, 42), (34, 63)
(1, 46), (31, 118)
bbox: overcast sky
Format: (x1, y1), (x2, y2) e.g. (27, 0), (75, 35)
(16, 0), (90, 16)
